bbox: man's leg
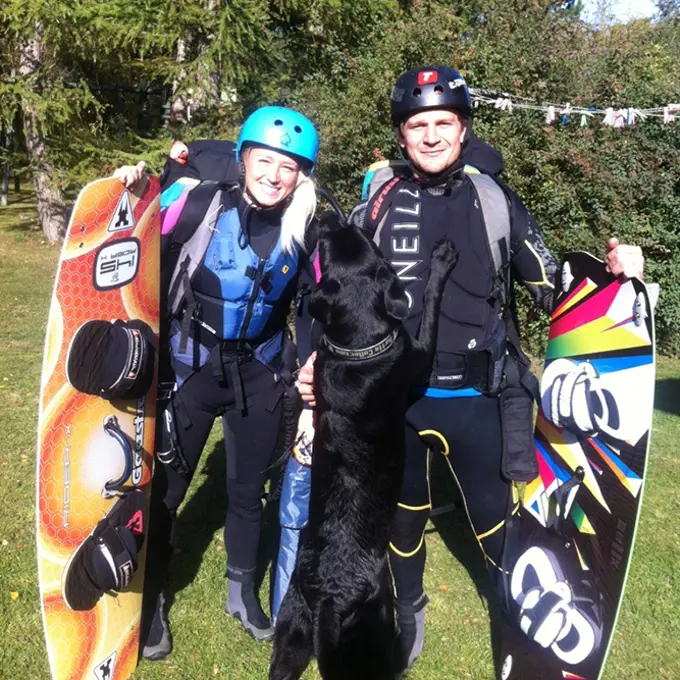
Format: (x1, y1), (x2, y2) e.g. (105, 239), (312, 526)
(389, 418), (432, 672)
(390, 395), (517, 671)
(440, 396), (516, 597)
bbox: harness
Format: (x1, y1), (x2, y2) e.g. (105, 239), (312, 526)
(159, 140), (300, 419)
(362, 159), (512, 314)
(362, 159), (540, 483)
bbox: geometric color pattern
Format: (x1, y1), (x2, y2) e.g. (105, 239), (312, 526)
(552, 277), (598, 321)
(547, 277), (651, 360)
(501, 251), (655, 680)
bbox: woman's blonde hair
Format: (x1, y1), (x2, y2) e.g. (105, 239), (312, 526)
(280, 171), (317, 255)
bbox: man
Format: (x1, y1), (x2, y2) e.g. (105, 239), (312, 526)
(297, 64), (644, 673)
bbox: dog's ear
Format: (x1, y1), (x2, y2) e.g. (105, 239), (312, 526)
(309, 276), (341, 326)
(376, 263), (409, 321)
(318, 210), (344, 232)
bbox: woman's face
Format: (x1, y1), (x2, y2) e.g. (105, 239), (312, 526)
(243, 146), (302, 207)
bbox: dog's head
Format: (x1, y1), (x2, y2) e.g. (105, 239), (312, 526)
(309, 213), (409, 347)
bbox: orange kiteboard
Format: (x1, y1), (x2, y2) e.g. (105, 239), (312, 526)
(37, 176), (160, 680)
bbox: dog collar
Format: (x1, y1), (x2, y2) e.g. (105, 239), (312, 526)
(321, 328), (400, 361)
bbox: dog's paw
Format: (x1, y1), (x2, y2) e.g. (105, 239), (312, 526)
(431, 238), (459, 273)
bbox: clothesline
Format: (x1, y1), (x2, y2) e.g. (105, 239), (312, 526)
(468, 88), (679, 127)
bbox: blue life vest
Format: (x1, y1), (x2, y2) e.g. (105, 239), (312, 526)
(193, 206), (300, 340)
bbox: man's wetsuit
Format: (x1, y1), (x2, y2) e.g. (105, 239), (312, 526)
(351, 134), (559, 664)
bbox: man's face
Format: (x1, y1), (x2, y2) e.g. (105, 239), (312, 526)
(398, 109), (467, 175)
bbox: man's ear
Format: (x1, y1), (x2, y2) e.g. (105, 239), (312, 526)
(395, 125), (406, 149)
(376, 264), (409, 321)
(309, 276), (341, 326)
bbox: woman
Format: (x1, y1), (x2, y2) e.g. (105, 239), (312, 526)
(115, 106), (319, 659)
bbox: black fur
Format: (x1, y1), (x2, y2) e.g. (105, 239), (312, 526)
(270, 217), (458, 680)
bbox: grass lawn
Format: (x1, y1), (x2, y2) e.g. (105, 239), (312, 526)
(1, 190), (679, 679)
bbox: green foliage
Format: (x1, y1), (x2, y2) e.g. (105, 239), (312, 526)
(1, 0), (679, 351)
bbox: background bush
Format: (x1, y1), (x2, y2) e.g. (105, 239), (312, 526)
(1, 0), (678, 353)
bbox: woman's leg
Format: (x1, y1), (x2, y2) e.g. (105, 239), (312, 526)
(222, 360), (284, 639)
(142, 365), (221, 659)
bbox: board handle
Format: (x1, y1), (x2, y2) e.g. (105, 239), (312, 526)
(102, 415), (134, 497)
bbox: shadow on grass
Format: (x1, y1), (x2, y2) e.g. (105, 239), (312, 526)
(428, 452), (506, 679)
(655, 378), (680, 417)
(164, 437), (282, 612)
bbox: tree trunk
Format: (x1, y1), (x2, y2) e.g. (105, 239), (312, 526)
(1, 128), (8, 207)
(1, 162), (9, 207)
(19, 26), (67, 242)
(192, 0), (221, 113)
(171, 38), (188, 124)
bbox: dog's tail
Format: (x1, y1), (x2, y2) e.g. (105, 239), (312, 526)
(314, 597), (344, 676)
(316, 596), (342, 648)
(316, 591), (398, 680)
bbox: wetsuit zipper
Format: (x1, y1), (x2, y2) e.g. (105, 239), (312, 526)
(239, 257), (267, 340)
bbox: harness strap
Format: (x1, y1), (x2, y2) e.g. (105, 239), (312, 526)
(170, 258), (195, 356)
(230, 360), (246, 413)
(466, 172), (512, 306)
(208, 341), (254, 413)
(166, 186), (227, 319)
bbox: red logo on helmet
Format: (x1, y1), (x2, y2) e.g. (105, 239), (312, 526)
(417, 71), (438, 85)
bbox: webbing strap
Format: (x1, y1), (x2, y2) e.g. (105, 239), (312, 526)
(167, 188), (225, 316)
(467, 172), (511, 303)
(177, 265), (196, 356)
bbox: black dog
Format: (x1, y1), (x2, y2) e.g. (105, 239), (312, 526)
(270, 219), (458, 680)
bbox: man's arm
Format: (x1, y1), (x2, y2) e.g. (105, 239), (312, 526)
(505, 187), (559, 315)
(505, 187), (645, 316)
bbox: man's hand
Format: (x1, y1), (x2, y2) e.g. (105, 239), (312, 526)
(605, 237), (644, 280)
(112, 161), (147, 190)
(296, 351), (316, 408)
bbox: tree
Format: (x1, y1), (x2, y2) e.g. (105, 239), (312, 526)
(1, 0), (679, 351)
(657, 0), (680, 20)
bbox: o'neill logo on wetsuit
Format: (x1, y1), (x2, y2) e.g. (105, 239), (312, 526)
(388, 186), (422, 310)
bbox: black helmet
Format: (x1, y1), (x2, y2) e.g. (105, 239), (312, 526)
(390, 65), (472, 124)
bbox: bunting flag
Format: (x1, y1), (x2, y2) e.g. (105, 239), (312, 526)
(470, 87), (679, 128)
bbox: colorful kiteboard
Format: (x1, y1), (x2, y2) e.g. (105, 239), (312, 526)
(37, 176), (160, 680)
(499, 251), (656, 680)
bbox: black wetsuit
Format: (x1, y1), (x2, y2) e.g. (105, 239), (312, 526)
(146, 198), (313, 597)
(352, 135), (559, 604)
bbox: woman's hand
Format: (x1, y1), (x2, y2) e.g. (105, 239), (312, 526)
(296, 351), (317, 408)
(112, 161), (147, 190)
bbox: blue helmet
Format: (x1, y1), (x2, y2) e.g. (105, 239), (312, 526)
(236, 106), (319, 173)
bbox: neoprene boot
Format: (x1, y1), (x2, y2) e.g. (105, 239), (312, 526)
(225, 577), (275, 641)
(396, 593), (429, 675)
(140, 592), (172, 660)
